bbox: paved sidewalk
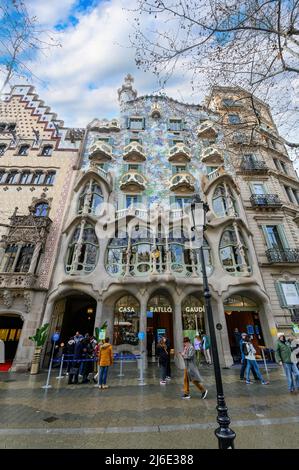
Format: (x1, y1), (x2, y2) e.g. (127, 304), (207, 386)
(0, 362), (299, 448)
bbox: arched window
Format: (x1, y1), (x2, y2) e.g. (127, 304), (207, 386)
(34, 203), (49, 217)
(219, 226), (251, 275)
(212, 184), (238, 217)
(78, 181), (104, 215)
(66, 224), (99, 274)
(41, 145), (53, 156)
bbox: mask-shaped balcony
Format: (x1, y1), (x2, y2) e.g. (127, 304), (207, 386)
(110, 119), (120, 131)
(197, 121), (218, 139)
(89, 141), (112, 162)
(169, 172), (195, 193)
(201, 146), (223, 164)
(120, 171), (146, 192)
(123, 141), (146, 162)
(168, 143), (191, 164)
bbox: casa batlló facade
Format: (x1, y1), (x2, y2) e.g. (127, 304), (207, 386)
(1, 76), (299, 370)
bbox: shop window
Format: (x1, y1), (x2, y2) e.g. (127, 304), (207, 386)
(113, 295), (140, 347)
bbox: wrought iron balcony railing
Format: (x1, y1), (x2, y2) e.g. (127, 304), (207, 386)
(250, 194), (282, 208)
(240, 160), (268, 173)
(266, 248), (299, 263)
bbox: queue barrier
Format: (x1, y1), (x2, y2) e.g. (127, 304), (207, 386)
(42, 352), (144, 389)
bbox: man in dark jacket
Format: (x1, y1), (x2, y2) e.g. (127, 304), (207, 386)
(275, 333), (299, 393)
(68, 339), (83, 384)
(156, 338), (168, 385)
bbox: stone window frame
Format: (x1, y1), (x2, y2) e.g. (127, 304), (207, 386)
(77, 179), (104, 216)
(65, 222), (99, 275)
(17, 144), (30, 156)
(219, 224), (251, 276)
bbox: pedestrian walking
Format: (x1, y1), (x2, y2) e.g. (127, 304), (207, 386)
(275, 333), (299, 393)
(242, 335), (269, 385)
(98, 337), (113, 389)
(164, 334), (171, 380)
(180, 336), (208, 399)
(193, 335), (202, 366)
(81, 334), (94, 384)
(156, 337), (168, 385)
(239, 332), (259, 381)
(202, 333), (212, 364)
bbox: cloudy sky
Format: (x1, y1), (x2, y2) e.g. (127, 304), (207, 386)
(22, 0), (196, 127)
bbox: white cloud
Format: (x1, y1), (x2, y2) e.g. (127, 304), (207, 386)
(22, 0), (201, 127)
(26, 0), (76, 26)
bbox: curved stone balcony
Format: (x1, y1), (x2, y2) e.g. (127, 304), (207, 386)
(201, 146), (223, 164)
(197, 121), (218, 139)
(169, 172), (195, 193)
(168, 143), (191, 163)
(123, 141), (146, 162)
(109, 119), (120, 131)
(120, 171), (146, 192)
(89, 141), (112, 162)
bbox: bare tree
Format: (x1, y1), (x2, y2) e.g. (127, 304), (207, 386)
(0, 0), (59, 95)
(130, 0), (299, 152)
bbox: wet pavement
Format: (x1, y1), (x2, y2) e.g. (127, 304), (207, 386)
(0, 361), (298, 449)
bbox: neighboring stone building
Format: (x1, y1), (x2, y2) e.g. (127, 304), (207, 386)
(41, 76), (299, 369)
(0, 85), (83, 370)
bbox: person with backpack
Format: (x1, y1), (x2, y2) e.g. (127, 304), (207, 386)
(275, 333), (299, 393)
(239, 332), (259, 381)
(202, 333), (211, 365)
(243, 335), (269, 385)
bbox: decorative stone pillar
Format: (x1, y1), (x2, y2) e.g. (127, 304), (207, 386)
(71, 219), (86, 273)
(214, 296), (234, 367)
(125, 235), (132, 276)
(139, 296), (148, 369)
(173, 302), (185, 369)
(11, 243), (22, 272)
(233, 222), (249, 273)
(28, 242), (42, 274)
(223, 182), (236, 217)
(94, 297), (104, 330)
(83, 180), (93, 215)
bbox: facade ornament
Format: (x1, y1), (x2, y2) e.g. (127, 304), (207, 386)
(23, 291), (32, 313)
(3, 289), (13, 308)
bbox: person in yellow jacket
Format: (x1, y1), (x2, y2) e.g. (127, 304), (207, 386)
(98, 337), (113, 389)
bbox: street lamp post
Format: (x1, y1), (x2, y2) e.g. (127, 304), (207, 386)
(190, 194), (236, 449)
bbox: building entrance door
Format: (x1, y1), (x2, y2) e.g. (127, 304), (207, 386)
(0, 314), (23, 370)
(224, 295), (265, 363)
(147, 293), (173, 359)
